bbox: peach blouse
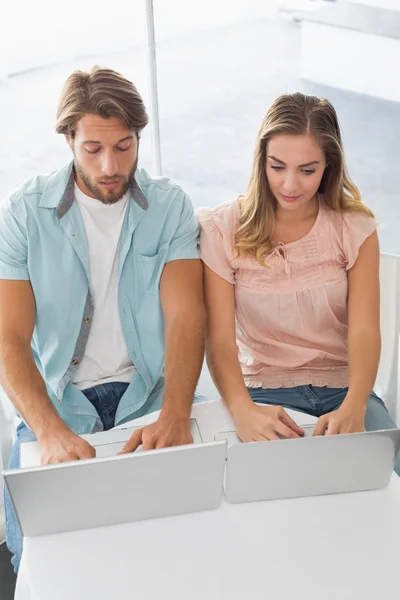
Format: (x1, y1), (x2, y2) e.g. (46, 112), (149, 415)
(198, 198), (378, 389)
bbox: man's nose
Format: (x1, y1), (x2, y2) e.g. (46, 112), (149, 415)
(101, 151), (118, 178)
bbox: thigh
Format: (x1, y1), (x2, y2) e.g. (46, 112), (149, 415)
(310, 386), (349, 415)
(83, 382), (129, 430)
(364, 391), (397, 432)
(8, 421), (37, 468)
(5, 422), (36, 573)
(247, 386), (314, 415)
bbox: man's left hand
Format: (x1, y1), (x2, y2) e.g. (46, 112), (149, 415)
(119, 415), (193, 453)
(313, 403), (366, 436)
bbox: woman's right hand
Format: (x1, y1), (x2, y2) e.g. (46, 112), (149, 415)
(232, 403), (305, 442)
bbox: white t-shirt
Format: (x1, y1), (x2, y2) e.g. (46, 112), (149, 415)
(73, 183), (136, 390)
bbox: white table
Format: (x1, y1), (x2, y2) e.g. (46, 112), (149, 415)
(16, 400), (400, 600)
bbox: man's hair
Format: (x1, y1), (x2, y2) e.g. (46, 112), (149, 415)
(55, 65), (149, 138)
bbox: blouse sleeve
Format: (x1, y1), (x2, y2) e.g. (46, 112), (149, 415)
(197, 206), (235, 284)
(342, 211), (378, 270)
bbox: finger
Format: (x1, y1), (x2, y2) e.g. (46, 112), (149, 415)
(162, 433), (194, 448)
(313, 418), (327, 437)
(326, 420), (340, 436)
(77, 444), (96, 460)
(119, 428), (144, 454)
(274, 421), (300, 439)
(278, 410), (305, 435)
(155, 437), (169, 449)
(252, 432), (275, 442)
(58, 453), (81, 463)
(141, 432), (158, 451)
(264, 432), (280, 441)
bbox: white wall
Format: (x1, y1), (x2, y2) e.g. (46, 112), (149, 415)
(301, 21), (400, 102)
(350, 0), (400, 9)
(1, 0), (280, 79)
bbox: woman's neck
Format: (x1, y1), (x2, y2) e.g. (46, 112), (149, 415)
(276, 194), (319, 225)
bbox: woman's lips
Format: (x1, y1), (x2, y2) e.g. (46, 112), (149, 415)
(281, 194), (301, 203)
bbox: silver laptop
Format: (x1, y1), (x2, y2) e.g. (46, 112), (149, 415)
(4, 419), (227, 536)
(215, 425), (400, 503)
(19, 418), (204, 467)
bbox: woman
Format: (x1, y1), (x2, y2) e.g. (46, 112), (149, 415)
(198, 92), (400, 475)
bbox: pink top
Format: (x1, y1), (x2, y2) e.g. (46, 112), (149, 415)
(198, 197), (378, 389)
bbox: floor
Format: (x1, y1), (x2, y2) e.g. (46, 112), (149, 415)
(0, 542), (16, 600)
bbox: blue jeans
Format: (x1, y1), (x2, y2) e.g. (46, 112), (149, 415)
(4, 381), (129, 574)
(247, 385), (400, 476)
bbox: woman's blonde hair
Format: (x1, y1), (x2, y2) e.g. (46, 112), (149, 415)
(55, 66), (148, 138)
(235, 92), (373, 264)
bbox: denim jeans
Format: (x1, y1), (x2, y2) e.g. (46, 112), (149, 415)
(247, 385), (400, 476)
(4, 381), (129, 573)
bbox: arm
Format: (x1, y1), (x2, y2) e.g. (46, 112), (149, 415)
(204, 265), (304, 441)
(204, 265), (252, 412)
(121, 260), (206, 451)
(346, 230), (380, 406)
(0, 280), (66, 438)
(314, 230), (380, 435)
(0, 280), (95, 463)
(159, 259), (205, 420)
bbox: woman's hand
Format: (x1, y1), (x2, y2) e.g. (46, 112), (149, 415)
(313, 403), (366, 436)
(233, 403), (304, 442)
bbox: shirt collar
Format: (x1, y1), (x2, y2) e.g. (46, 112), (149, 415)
(39, 161), (149, 215)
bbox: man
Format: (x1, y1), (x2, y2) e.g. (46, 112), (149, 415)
(0, 66), (205, 572)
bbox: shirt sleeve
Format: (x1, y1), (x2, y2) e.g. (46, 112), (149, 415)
(197, 207), (235, 284)
(165, 193), (200, 263)
(342, 211), (378, 271)
(0, 196), (30, 280)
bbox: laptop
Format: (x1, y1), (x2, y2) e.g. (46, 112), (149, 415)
(4, 419), (227, 536)
(20, 418), (204, 467)
(215, 425), (400, 503)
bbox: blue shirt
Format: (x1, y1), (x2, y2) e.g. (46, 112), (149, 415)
(0, 162), (200, 434)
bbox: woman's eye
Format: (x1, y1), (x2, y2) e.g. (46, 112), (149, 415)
(271, 166), (283, 171)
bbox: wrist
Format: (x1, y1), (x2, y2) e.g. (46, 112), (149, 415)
(36, 417), (71, 444)
(160, 397), (192, 421)
(227, 395), (254, 420)
(341, 392), (369, 412)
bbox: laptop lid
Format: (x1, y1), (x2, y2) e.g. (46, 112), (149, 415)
(216, 428), (400, 503)
(4, 437), (227, 536)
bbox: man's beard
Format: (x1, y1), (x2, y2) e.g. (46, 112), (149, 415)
(74, 157), (138, 205)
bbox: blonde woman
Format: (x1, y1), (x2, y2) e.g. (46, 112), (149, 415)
(198, 92), (400, 475)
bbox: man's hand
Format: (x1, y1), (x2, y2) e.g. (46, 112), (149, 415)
(119, 415), (193, 453)
(39, 427), (96, 465)
(313, 404), (366, 436)
(233, 403), (304, 442)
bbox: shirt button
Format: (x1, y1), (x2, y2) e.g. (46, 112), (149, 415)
(72, 359), (78, 365)
(84, 317), (90, 323)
